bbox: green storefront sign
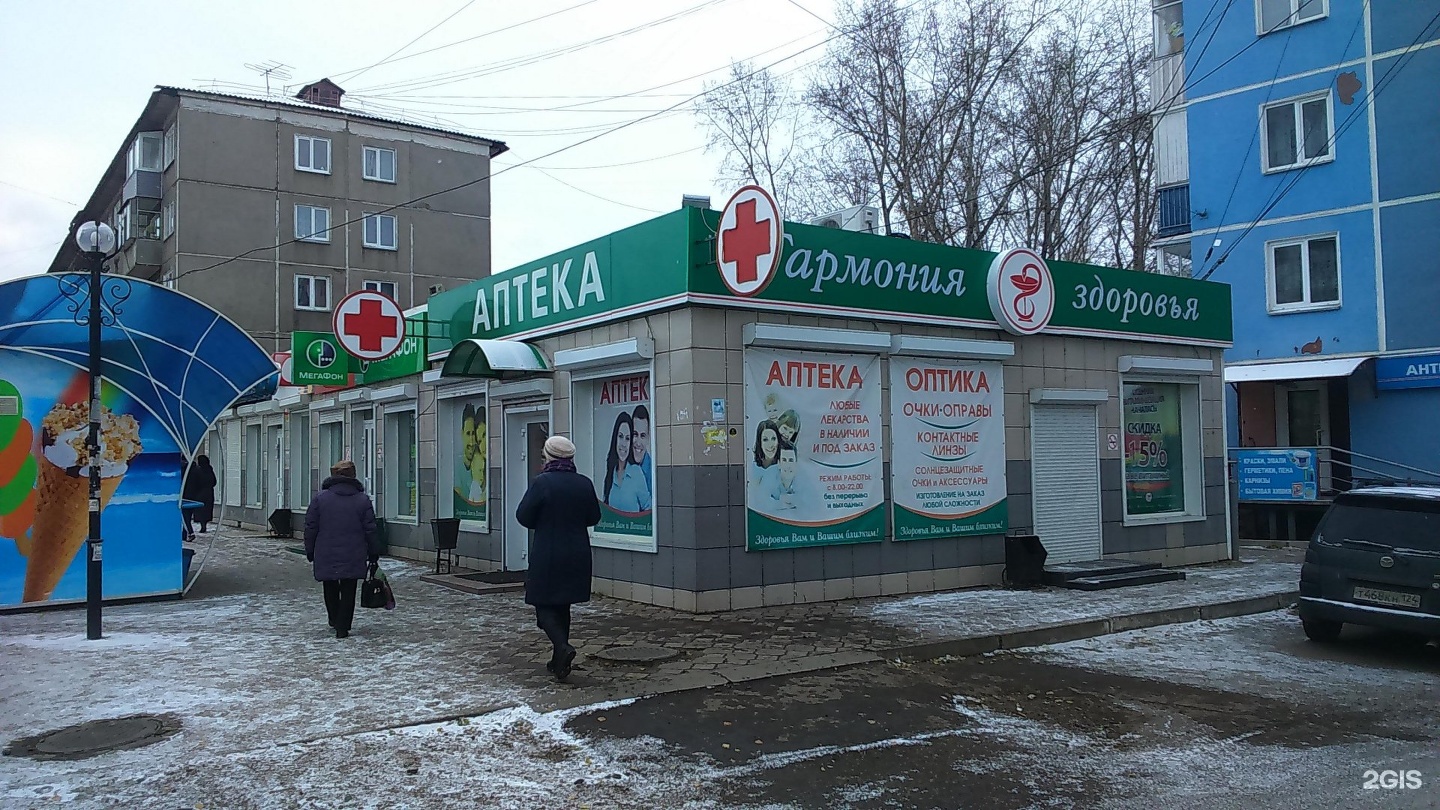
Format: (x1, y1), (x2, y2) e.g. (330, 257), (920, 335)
(359, 316), (427, 385)
(291, 331), (351, 386)
(426, 207), (1232, 349)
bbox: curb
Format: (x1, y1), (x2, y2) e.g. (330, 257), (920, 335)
(883, 590), (1299, 663)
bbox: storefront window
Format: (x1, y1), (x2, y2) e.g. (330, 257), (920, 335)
(385, 408), (418, 520)
(244, 423), (262, 506)
(440, 394), (488, 527)
(318, 419), (344, 474)
(571, 369), (655, 552)
(1121, 381), (1203, 521)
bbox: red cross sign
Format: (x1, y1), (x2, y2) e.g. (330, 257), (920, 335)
(333, 290), (405, 361)
(716, 185), (784, 297)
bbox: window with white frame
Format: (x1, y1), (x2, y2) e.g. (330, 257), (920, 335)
(363, 146), (397, 183)
(295, 275), (331, 311)
(1268, 235), (1339, 312)
(1154, 1), (1183, 56)
(1120, 379), (1204, 524)
(1259, 0), (1325, 33)
(363, 213), (398, 250)
(163, 126), (177, 169)
(295, 204), (331, 242)
(384, 407), (418, 520)
(128, 132), (163, 176)
(295, 134), (332, 174)
(244, 423), (263, 506)
(438, 392), (489, 528)
(570, 368), (656, 553)
(163, 198), (176, 240)
(1263, 93), (1332, 172)
(364, 280), (398, 299)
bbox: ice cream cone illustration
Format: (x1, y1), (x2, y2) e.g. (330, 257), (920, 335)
(0, 379), (38, 555)
(21, 401), (142, 603)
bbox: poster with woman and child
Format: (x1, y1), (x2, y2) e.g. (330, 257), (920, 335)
(586, 372), (653, 544)
(743, 348), (884, 551)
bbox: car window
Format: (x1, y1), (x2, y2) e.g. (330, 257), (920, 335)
(1318, 496), (1440, 551)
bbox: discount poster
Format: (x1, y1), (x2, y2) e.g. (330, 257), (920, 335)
(1122, 382), (1186, 515)
(0, 353), (182, 607)
(586, 372), (653, 545)
(890, 359), (1008, 539)
(743, 348), (884, 551)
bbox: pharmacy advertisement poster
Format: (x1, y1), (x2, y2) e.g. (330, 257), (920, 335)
(1122, 382), (1186, 515)
(743, 348), (884, 551)
(890, 359), (1008, 540)
(451, 396), (487, 524)
(585, 372), (653, 543)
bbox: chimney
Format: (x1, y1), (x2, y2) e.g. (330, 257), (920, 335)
(296, 78), (345, 108)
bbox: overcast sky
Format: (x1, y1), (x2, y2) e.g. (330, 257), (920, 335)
(0, 0), (834, 282)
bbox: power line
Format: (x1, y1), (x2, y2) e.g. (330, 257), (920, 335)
(524, 164), (668, 214)
(341, 0), (479, 86)
(0, 179), (80, 207)
(1199, 6), (1440, 281)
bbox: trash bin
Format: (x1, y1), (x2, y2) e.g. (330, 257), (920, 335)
(268, 508), (293, 538)
(430, 518), (460, 574)
(1003, 534), (1047, 588)
(430, 518), (460, 551)
(372, 517), (389, 555)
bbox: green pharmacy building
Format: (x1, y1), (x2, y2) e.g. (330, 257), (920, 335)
(219, 194), (1235, 611)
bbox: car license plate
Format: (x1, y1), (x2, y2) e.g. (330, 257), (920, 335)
(1351, 586), (1422, 609)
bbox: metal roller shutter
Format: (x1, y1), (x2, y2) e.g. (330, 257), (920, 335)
(1031, 404), (1102, 564)
(223, 421), (242, 508)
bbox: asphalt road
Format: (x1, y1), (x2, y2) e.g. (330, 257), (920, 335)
(568, 610), (1440, 809)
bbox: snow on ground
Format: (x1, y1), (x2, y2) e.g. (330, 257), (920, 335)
(859, 552), (1300, 639)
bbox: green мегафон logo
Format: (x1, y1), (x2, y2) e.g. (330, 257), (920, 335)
(307, 338), (337, 369)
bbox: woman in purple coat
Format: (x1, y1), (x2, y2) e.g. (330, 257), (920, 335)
(304, 459), (380, 639)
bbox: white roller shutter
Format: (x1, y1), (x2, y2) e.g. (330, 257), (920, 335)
(223, 420), (242, 507)
(1031, 404), (1102, 564)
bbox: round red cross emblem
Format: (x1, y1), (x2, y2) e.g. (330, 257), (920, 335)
(333, 290), (405, 361)
(716, 185), (784, 297)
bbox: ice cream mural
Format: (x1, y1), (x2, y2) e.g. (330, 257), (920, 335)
(0, 273), (277, 610)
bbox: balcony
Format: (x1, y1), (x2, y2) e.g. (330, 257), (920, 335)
(123, 169), (162, 202)
(1156, 183), (1191, 238)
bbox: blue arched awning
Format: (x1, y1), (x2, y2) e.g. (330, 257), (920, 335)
(0, 274), (277, 456)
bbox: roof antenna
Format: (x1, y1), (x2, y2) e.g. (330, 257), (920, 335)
(243, 60), (293, 96)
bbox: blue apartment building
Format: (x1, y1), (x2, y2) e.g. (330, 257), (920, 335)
(1151, 0), (1440, 495)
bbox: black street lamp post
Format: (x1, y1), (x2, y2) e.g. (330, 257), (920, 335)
(73, 221), (116, 640)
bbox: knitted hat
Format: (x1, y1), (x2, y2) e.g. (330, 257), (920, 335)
(542, 435), (576, 460)
(331, 459), (357, 477)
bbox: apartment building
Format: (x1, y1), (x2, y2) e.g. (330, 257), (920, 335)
(49, 80), (508, 354)
(1150, 0), (1440, 504)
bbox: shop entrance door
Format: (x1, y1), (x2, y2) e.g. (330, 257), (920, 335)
(1276, 382), (1331, 490)
(503, 407), (549, 571)
(265, 424), (284, 511)
(351, 411), (377, 493)
(1030, 404), (1103, 564)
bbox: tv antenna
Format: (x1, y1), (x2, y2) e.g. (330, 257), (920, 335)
(243, 60), (293, 95)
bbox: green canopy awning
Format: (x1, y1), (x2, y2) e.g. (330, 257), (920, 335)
(441, 339), (553, 379)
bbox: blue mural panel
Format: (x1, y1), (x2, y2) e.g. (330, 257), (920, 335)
(1199, 210), (1378, 363)
(0, 274), (276, 608)
(1374, 45), (1440, 203)
(1185, 0), (1368, 100)
(1379, 199), (1440, 352)
(1349, 384), (1440, 476)
(1370, 0), (1440, 55)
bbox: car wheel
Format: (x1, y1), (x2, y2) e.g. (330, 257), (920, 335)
(1302, 617), (1342, 642)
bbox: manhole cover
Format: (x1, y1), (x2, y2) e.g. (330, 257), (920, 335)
(592, 645), (680, 663)
(5, 714), (180, 761)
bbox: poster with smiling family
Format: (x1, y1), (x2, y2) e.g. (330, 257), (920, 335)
(586, 372), (653, 543)
(743, 348), (885, 551)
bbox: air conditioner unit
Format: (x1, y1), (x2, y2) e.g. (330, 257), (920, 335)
(428, 284), (445, 295)
(809, 205), (879, 233)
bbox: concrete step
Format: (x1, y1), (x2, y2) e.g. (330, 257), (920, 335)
(1042, 558), (1160, 586)
(1062, 569), (1188, 591)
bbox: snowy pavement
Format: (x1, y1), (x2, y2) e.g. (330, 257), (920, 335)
(0, 530), (1306, 808)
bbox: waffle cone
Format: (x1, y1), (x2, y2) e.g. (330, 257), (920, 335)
(22, 460), (124, 603)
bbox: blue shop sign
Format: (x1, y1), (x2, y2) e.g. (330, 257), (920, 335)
(1375, 353), (1440, 391)
(1233, 449), (1319, 502)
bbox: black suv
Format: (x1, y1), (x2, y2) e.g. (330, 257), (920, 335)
(1298, 487), (1440, 642)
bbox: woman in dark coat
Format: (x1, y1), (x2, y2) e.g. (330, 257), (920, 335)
(516, 435), (601, 680)
(304, 459), (380, 639)
(182, 454), (218, 538)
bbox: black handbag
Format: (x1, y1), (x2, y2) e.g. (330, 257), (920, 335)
(360, 573), (387, 609)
